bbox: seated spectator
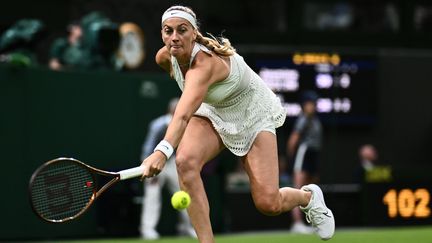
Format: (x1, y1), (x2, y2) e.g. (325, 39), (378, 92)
(49, 21), (90, 70)
(49, 12), (121, 71)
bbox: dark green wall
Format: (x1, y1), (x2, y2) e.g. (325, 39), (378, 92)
(0, 66), (180, 239)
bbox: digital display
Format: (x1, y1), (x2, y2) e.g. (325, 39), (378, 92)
(383, 188), (431, 219)
(363, 183), (432, 226)
(251, 51), (378, 125)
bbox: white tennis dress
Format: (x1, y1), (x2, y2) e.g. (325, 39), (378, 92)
(171, 43), (286, 156)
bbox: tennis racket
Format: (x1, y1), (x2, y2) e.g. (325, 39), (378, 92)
(28, 157), (145, 223)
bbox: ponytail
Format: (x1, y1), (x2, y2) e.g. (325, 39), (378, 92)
(196, 32), (236, 56)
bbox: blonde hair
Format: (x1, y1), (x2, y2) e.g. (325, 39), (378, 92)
(163, 5), (236, 56)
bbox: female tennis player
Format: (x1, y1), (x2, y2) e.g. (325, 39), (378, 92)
(141, 5), (335, 242)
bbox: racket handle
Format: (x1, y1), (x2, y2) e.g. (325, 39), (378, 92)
(118, 166), (145, 180)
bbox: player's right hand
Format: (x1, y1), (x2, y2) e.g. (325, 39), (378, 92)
(140, 151), (167, 180)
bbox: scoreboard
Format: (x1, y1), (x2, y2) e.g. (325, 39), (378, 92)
(251, 51), (378, 126)
(363, 182), (432, 226)
(242, 48), (432, 226)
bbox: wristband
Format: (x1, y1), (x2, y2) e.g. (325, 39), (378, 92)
(154, 140), (174, 159)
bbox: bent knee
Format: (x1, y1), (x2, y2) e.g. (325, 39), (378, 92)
(175, 151), (199, 173)
(175, 151), (201, 183)
(254, 196), (282, 216)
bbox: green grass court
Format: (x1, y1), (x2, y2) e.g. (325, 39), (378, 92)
(35, 226), (432, 243)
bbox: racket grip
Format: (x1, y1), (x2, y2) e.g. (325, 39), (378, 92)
(118, 166), (145, 180)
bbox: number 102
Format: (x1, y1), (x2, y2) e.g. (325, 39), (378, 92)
(382, 188), (431, 218)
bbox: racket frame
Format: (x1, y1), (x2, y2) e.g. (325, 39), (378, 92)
(29, 157), (130, 223)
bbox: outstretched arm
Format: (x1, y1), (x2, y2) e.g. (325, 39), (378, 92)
(141, 51), (224, 178)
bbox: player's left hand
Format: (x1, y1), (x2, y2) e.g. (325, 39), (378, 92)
(140, 151), (167, 180)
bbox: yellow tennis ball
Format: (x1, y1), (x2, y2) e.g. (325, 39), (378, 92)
(171, 190), (191, 210)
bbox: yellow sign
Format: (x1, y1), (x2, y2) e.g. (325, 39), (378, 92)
(292, 52), (340, 66)
(365, 166), (392, 183)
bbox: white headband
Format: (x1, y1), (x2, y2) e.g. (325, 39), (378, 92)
(161, 10), (198, 29)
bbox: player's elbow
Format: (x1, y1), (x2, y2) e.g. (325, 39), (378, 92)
(173, 109), (194, 126)
(174, 114), (191, 129)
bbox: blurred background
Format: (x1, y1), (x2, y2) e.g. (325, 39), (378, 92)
(1, 0), (431, 241)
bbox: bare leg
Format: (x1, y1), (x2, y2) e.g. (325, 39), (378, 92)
(292, 159), (320, 226)
(292, 171), (309, 223)
(242, 132), (311, 216)
(245, 132), (335, 240)
(175, 116), (225, 243)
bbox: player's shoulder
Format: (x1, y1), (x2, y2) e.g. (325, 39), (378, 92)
(191, 50), (232, 85)
(192, 49), (220, 72)
(194, 48), (213, 62)
(155, 46), (171, 72)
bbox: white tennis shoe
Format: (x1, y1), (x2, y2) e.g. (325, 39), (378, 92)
(300, 184), (335, 240)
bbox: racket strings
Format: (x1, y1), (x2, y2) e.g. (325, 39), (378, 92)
(30, 160), (95, 221)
